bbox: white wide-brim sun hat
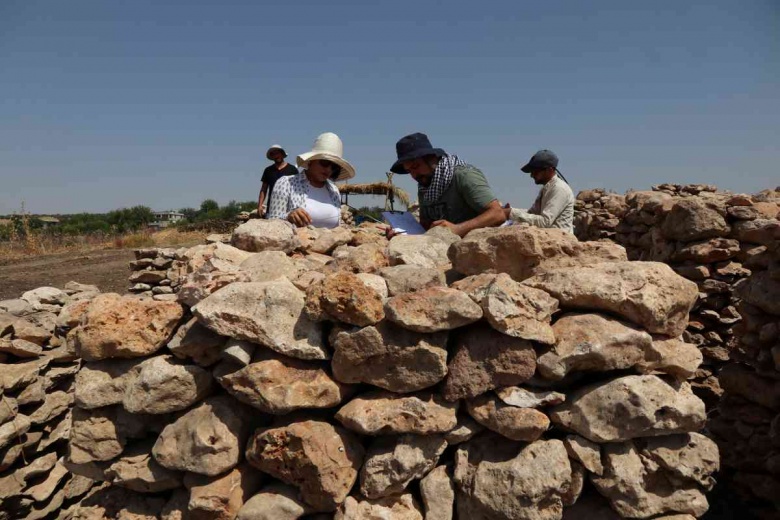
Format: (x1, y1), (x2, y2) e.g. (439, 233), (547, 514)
(296, 132), (356, 182)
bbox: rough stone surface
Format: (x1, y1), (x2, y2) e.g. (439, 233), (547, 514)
(246, 420), (364, 511)
(466, 393), (550, 442)
(564, 435), (603, 475)
(443, 323), (536, 401)
(305, 272), (385, 326)
(384, 286), (482, 333)
(388, 234), (451, 269)
(105, 441), (183, 493)
(419, 465), (454, 520)
(660, 198), (731, 241)
(637, 337), (703, 380)
(336, 391), (458, 436)
(335, 493), (423, 520)
(68, 407), (124, 464)
(167, 317), (227, 367)
(74, 359), (141, 409)
(239, 250), (301, 283)
(550, 375), (706, 442)
(454, 436), (572, 520)
(237, 483), (315, 520)
(122, 355), (214, 414)
(495, 387), (566, 408)
(153, 396), (248, 476)
(481, 273), (558, 343)
(73, 293), (184, 361)
(590, 439), (712, 518)
(193, 280), (328, 360)
(359, 434), (447, 499)
(218, 348), (346, 414)
(378, 265), (446, 296)
(231, 219), (300, 253)
(538, 312), (653, 380)
(184, 464), (263, 520)
(524, 261), (698, 336)
(331, 322), (448, 393)
(449, 225), (627, 281)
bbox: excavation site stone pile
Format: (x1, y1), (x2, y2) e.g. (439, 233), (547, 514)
(18, 218), (722, 520)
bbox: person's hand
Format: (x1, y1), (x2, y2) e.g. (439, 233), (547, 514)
(287, 208), (312, 227)
(503, 204), (511, 219)
(385, 226), (398, 239)
(258, 205), (266, 217)
(431, 220), (462, 236)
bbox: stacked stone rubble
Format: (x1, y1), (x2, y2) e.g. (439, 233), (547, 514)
(575, 184), (780, 409)
(708, 222), (780, 518)
(62, 219), (720, 519)
(128, 248), (179, 299)
(0, 282), (102, 519)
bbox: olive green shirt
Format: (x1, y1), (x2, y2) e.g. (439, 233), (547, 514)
(419, 165), (497, 224)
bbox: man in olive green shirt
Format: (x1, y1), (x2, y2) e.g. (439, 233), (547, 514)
(390, 133), (505, 237)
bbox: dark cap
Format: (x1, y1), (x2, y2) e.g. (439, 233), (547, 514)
(390, 132), (446, 174)
(521, 149), (559, 173)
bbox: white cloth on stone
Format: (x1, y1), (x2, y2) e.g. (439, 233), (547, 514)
(509, 174), (575, 233)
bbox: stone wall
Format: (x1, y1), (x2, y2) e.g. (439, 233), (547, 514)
(58, 220), (719, 519)
(709, 227), (780, 518)
(0, 282), (102, 518)
(574, 184), (780, 409)
(575, 184), (780, 517)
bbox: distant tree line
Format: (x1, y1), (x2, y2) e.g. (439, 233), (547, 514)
(0, 199), (257, 240)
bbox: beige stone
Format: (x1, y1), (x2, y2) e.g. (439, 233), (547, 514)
(550, 375), (706, 443)
(495, 387), (565, 408)
(193, 280), (328, 360)
(167, 316), (227, 367)
(466, 393), (550, 442)
(378, 265), (446, 296)
(246, 420), (364, 511)
(336, 493), (423, 520)
(336, 391), (458, 436)
(153, 396), (248, 476)
(185, 464), (263, 520)
(449, 225), (627, 281)
(305, 272), (385, 326)
(563, 435), (603, 475)
(74, 359), (142, 409)
(239, 250), (301, 282)
(481, 273), (558, 343)
(218, 348), (347, 414)
(385, 286), (482, 333)
(231, 219), (300, 253)
(331, 322), (448, 393)
(524, 261), (698, 336)
(442, 323), (536, 401)
(419, 465), (454, 520)
(388, 234), (451, 269)
(73, 293), (184, 360)
(105, 441), (183, 493)
(359, 434), (447, 498)
(538, 312), (653, 380)
(237, 483), (316, 520)
(122, 355), (214, 414)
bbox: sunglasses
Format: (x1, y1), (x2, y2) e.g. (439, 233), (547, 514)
(314, 159), (342, 178)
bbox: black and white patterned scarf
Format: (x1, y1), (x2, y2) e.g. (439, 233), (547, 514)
(419, 154), (466, 204)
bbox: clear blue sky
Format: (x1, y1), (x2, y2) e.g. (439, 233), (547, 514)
(1, 0), (778, 214)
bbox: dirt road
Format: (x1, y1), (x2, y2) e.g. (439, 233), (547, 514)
(0, 249), (136, 300)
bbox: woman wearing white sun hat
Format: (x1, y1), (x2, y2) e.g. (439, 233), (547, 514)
(266, 132), (356, 228)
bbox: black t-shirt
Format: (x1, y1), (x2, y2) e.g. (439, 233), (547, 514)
(261, 163), (298, 211)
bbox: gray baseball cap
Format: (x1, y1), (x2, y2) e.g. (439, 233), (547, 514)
(521, 149), (559, 173)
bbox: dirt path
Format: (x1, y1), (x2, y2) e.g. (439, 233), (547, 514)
(0, 249), (136, 300)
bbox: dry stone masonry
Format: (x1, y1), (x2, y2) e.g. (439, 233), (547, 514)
(574, 184), (780, 409)
(0, 282), (102, 519)
(47, 219), (723, 519)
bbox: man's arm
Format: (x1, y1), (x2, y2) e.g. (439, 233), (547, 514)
(257, 182), (269, 216)
(432, 200), (505, 237)
(508, 184), (568, 228)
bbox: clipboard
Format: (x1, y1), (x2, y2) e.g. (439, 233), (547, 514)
(381, 211), (426, 235)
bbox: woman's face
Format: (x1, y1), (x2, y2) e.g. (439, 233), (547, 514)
(306, 159), (337, 186)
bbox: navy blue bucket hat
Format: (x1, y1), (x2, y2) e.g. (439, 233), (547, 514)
(391, 133), (446, 174)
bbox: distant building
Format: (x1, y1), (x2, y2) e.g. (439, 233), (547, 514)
(38, 216), (60, 229)
(150, 211), (184, 229)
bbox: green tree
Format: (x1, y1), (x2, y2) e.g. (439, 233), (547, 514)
(200, 199), (219, 213)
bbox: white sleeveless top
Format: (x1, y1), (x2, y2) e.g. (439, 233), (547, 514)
(305, 184), (340, 229)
